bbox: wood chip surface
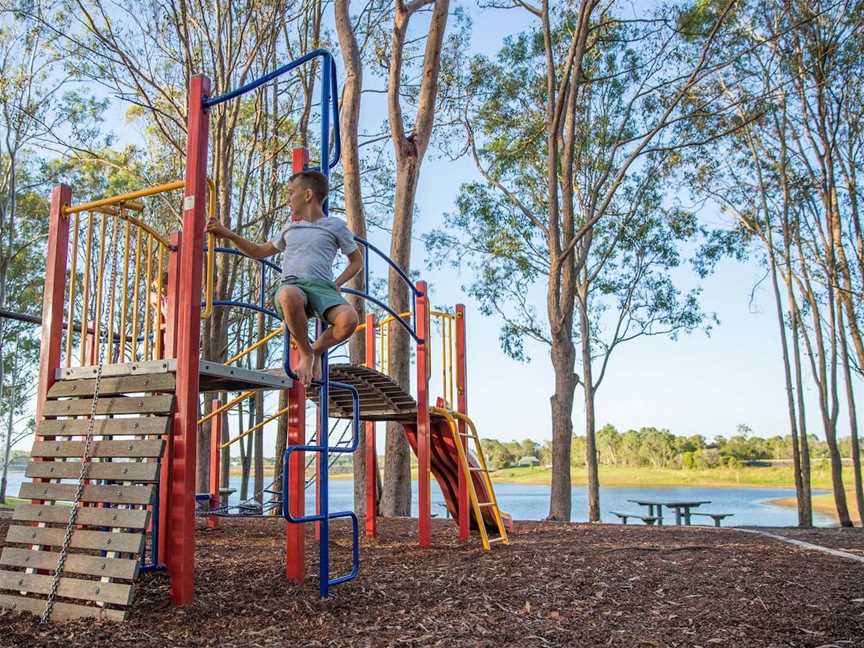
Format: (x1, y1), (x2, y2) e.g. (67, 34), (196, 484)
(0, 517), (861, 647)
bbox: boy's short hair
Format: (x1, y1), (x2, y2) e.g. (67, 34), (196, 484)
(290, 170), (328, 203)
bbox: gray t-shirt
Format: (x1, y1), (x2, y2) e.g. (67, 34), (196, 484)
(268, 216), (358, 283)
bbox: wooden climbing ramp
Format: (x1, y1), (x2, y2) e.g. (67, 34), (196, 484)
(0, 366), (172, 621)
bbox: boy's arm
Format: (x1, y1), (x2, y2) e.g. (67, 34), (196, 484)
(334, 249), (364, 287)
(206, 217), (278, 259)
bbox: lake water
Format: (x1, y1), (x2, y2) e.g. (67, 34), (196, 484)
(3, 470), (835, 526)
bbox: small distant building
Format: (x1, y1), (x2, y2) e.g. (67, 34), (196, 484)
(517, 456), (540, 468)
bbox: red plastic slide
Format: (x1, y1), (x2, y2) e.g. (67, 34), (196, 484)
(403, 416), (511, 531)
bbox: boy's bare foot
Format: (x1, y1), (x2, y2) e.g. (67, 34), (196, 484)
(312, 351), (324, 382)
(297, 350), (315, 386)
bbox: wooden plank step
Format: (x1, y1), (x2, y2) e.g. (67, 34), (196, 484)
(48, 373), (176, 398)
(38, 417), (170, 438)
(0, 593), (126, 622)
(56, 359), (175, 380)
(12, 504), (149, 530)
(1, 547), (139, 580)
(19, 482), (154, 505)
(26, 461), (159, 482)
(0, 570), (133, 606)
(31, 439), (164, 459)
(42, 395), (174, 417)
(6, 525), (144, 554)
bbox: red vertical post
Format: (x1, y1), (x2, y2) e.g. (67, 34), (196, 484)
(158, 231), (181, 563)
(33, 185), (71, 506)
(35, 185), (71, 425)
(168, 74), (210, 605)
(455, 304), (470, 541)
(415, 281), (431, 548)
(208, 399), (221, 530)
(364, 313), (377, 538)
(285, 146), (309, 582)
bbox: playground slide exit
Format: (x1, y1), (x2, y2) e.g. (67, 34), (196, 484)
(403, 418), (513, 532)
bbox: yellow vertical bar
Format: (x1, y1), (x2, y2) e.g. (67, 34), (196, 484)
(439, 315), (447, 405)
(91, 215), (107, 365)
(119, 220), (131, 361)
(155, 245), (165, 359)
(78, 213), (95, 366)
(384, 320), (390, 375)
(448, 315), (455, 407)
(65, 212), (80, 368)
(143, 233), (153, 361)
(130, 227), (143, 361)
(106, 214), (120, 364)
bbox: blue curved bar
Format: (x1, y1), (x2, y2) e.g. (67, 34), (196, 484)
(340, 288), (422, 344)
(203, 49), (340, 170)
(354, 236), (420, 297)
(214, 246), (281, 275)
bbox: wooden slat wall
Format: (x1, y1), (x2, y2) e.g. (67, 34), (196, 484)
(1, 372), (174, 622)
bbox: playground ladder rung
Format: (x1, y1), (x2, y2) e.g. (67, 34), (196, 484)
(477, 502), (495, 508)
(487, 536), (507, 544)
(468, 466), (487, 472)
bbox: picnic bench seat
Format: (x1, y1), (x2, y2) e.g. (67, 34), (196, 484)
(610, 511), (658, 525)
(690, 512), (733, 527)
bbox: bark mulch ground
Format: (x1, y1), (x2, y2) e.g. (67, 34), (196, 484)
(0, 517), (862, 648)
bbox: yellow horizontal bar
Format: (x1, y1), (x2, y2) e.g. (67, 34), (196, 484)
(378, 310), (414, 326)
(197, 390), (255, 426)
(64, 180), (185, 215)
(225, 326), (283, 366)
(430, 310), (455, 320)
(91, 203), (145, 214)
(220, 405), (290, 450)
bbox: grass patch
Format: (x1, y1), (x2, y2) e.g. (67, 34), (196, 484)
(489, 463), (854, 490)
(0, 496), (28, 509)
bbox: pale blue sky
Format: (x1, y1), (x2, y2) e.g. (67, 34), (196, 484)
(14, 3), (858, 454)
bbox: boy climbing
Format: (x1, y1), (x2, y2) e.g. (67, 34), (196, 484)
(206, 170), (363, 386)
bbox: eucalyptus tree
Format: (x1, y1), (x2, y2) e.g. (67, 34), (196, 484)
(687, 0), (864, 526)
(430, 1), (738, 520)
(380, 0), (451, 516)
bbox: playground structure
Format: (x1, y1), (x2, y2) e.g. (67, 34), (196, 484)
(0, 50), (508, 622)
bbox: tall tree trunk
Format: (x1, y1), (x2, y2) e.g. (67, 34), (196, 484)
(381, 0), (450, 516)
(578, 294), (598, 522)
(335, 0), (369, 518)
(789, 302), (813, 525)
(839, 310), (864, 525)
(549, 321), (576, 522)
(767, 247), (806, 525)
(381, 158), (418, 516)
(240, 400), (252, 500)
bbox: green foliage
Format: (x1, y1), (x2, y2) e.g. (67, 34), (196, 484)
(552, 423), (841, 471)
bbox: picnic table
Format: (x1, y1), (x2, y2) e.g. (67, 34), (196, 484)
(627, 499), (711, 526)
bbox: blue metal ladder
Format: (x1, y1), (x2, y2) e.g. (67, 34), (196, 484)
(281, 331), (361, 598)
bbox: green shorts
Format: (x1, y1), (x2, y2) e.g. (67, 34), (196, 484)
(276, 276), (347, 320)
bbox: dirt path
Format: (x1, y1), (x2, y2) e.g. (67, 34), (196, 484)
(0, 518), (861, 647)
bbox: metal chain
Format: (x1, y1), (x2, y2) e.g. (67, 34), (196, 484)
(40, 217), (118, 624)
